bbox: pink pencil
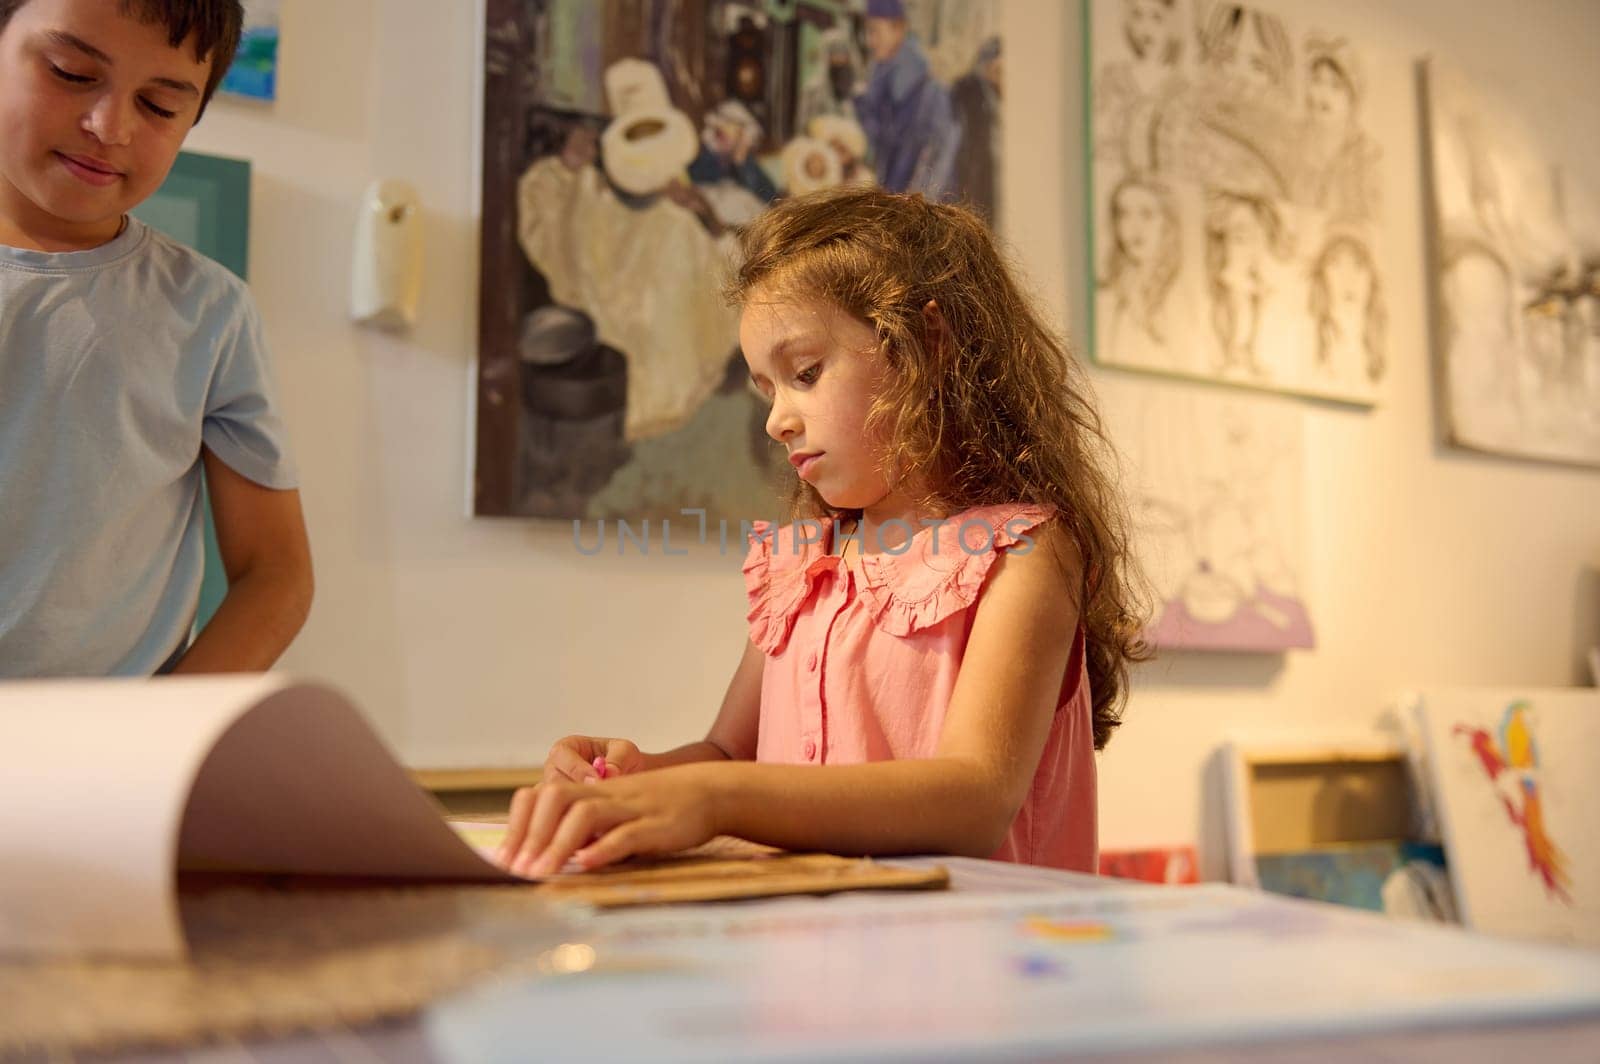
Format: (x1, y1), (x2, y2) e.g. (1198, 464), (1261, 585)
(591, 755), (609, 780)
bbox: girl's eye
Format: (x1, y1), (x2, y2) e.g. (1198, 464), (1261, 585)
(49, 64), (94, 85)
(142, 98), (177, 119)
(795, 363), (822, 385)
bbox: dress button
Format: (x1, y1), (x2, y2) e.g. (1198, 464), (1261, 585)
(806, 651), (818, 672)
(803, 738), (817, 760)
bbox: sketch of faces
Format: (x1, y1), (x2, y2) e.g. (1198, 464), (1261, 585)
(1443, 241), (1522, 438)
(1196, 3), (1293, 100)
(1204, 190), (1287, 375)
(1102, 174), (1182, 343)
(1123, 0), (1181, 65)
(1305, 56), (1356, 129)
(1308, 234), (1385, 383)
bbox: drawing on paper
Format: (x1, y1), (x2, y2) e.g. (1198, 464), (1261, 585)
(475, 0), (1001, 519)
(1417, 690), (1599, 948)
(1452, 702), (1572, 903)
(1422, 59), (1600, 468)
(1087, 0), (1394, 404)
(1101, 379), (1313, 652)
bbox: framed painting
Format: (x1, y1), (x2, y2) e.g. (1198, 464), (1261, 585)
(220, 0), (280, 102)
(474, 0), (1002, 520)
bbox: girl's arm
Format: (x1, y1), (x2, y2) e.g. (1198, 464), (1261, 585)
(637, 639), (765, 770)
(500, 527), (1082, 875)
(525, 640), (763, 780)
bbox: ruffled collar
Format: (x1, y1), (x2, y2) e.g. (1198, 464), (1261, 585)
(743, 503), (1056, 653)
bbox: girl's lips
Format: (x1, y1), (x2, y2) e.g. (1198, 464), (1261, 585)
(57, 152), (123, 188)
(793, 454), (822, 479)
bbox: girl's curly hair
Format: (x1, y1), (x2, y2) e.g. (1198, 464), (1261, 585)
(727, 186), (1150, 749)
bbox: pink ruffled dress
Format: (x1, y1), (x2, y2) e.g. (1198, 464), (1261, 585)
(742, 502), (1097, 872)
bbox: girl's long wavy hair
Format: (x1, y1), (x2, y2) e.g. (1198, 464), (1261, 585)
(727, 186), (1150, 749)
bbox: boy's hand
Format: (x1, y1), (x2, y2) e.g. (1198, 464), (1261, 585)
(495, 766), (720, 877)
(542, 735), (645, 783)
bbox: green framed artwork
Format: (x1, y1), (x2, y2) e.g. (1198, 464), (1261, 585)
(131, 150), (252, 630)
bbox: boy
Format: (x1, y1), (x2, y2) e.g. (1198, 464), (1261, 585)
(0, 0), (312, 676)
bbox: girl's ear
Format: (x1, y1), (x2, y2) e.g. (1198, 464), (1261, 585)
(921, 299), (952, 359)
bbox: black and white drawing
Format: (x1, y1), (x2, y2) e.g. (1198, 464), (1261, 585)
(1424, 58), (1600, 468)
(1088, 0), (1397, 405)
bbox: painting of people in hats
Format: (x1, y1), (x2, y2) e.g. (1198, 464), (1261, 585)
(475, 0), (1001, 520)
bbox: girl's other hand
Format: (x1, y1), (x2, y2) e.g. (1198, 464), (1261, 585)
(542, 735), (645, 783)
(495, 766), (721, 877)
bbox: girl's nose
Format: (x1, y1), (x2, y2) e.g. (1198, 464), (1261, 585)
(765, 395), (800, 442)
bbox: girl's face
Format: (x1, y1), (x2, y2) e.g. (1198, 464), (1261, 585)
(740, 293), (899, 511)
(1123, 0), (1172, 62)
(1113, 184), (1165, 265)
(1226, 23), (1278, 94)
(1323, 245), (1372, 314)
(1220, 202), (1267, 271)
(1306, 60), (1353, 126)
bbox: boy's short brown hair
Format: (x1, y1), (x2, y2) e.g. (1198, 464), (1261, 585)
(0, 0), (244, 119)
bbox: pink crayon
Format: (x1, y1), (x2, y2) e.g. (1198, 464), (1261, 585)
(592, 755), (609, 780)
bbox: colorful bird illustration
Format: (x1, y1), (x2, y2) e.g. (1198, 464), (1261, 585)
(1452, 701), (1573, 905)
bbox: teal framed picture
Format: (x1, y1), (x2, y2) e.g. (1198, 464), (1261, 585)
(131, 150), (252, 631)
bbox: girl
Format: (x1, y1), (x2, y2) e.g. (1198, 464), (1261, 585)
(495, 187), (1148, 878)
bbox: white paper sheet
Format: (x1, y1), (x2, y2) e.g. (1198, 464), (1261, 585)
(429, 884), (1600, 1062)
(0, 676), (515, 960)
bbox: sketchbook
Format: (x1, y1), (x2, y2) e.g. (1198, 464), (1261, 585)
(0, 676), (517, 960)
(0, 676), (948, 962)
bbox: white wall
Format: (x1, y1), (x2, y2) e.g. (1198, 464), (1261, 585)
(184, 0), (1600, 878)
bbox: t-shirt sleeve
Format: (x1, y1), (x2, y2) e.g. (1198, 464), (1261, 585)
(202, 292), (299, 490)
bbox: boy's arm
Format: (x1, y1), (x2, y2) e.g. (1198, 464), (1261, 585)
(170, 448), (313, 673)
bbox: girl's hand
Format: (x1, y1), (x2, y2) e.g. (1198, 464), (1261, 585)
(495, 767), (720, 878)
(542, 735), (645, 783)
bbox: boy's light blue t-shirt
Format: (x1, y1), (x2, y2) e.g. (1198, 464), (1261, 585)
(0, 218), (298, 676)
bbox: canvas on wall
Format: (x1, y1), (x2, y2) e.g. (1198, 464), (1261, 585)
(220, 0), (279, 102)
(1422, 60), (1600, 468)
(1415, 689), (1599, 948)
(1101, 377), (1312, 652)
(1087, 0), (1401, 406)
(474, 0), (1002, 520)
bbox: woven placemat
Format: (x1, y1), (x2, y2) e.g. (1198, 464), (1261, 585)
(0, 846), (948, 1057)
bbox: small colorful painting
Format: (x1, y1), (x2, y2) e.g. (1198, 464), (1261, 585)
(1416, 689), (1600, 947)
(220, 0), (280, 102)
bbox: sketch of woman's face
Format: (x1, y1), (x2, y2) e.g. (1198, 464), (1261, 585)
(1227, 26), (1277, 93)
(1323, 244), (1372, 317)
(1306, 59), (1354, 127)
(1124, 0), (1174, 62)
(1219, 202), (1267, 277)
(1114, 184), (1166, 265)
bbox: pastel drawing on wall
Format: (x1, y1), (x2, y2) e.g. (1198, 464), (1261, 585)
(1100, 377), (1313, 652)
(1087, 0), (1397, 405)
(1422, 58), (1600, 469)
